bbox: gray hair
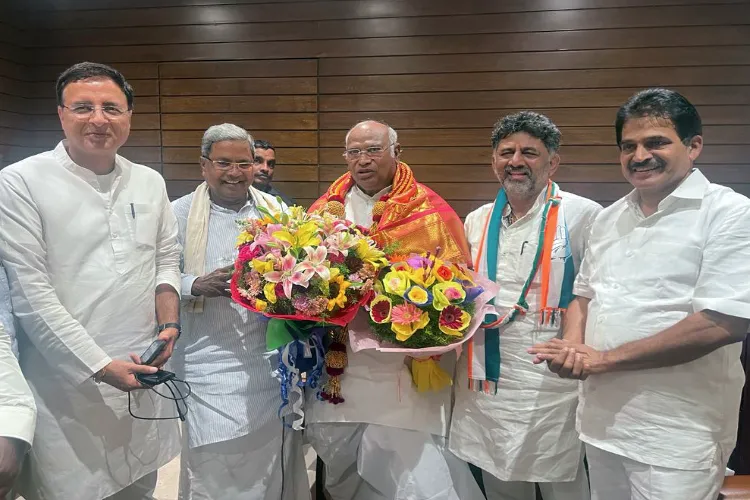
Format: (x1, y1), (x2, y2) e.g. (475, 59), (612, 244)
(201, 123), (254, 158)
(491, 111), (561, 154)
(345, 119), (398, 155)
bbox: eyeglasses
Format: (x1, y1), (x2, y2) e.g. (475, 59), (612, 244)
(61, 104), (129, 118)
(202, 156), (255, 170)
(343, 142), (393, 161)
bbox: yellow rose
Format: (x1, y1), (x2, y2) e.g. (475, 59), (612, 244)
(405, 285), (430, 306)
(432, 282), (466, 311)
(254, 299), (268, 312)
(382, 270), (411, 297)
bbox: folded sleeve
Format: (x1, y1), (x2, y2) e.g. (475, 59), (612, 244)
(155, 177), (181, 295)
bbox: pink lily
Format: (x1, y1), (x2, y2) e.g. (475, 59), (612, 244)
(264, 254), (310, 298)
(297, 246), (331, 281)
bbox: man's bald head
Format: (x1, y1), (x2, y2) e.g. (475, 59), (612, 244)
(343, 120), (401, 196)
(345, 120), (398, 154)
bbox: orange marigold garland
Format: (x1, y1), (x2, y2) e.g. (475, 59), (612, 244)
(311, 162), (419, 404)
(319, 326), (348, 404)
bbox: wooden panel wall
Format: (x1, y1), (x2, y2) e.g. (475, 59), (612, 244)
(0, 5), (32, 168)
(5, 0), (750, 214)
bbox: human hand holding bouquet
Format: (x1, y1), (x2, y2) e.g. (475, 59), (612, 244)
(231, 205), (387, 427)
(350, 251), (499, 392)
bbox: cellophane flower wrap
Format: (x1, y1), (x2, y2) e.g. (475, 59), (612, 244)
(231, 205), (387, 428)
(350, 251), (499, 392)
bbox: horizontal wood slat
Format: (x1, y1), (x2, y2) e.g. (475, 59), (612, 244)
(319, 107), (750, 130)
(319, 126), (750, 147)
(21, 1), (750, 29)
(162, 146), (317, 164)
(319, 146), (750, 166)
(162, 130), (318, 147)
(28, 26), (750, 64)
(319, 67), (750, 94)
(160, 77), (317, 96)
(318, 46), (750, 76)
(160, 95), (317, 113)
(159, 60), (317, 79)
(23, 6), (746, 47)
(161, 113), (317, 130)
(319, 87), (750, 112)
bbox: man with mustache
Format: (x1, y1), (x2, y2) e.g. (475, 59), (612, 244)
(449, 111), (601, 499)
(171, 123), (308, 499)
(306, 120), (483, 500)
(0, 62), (181, 499)
(529, 88), (750, 499)
(250, 139), (295, 206)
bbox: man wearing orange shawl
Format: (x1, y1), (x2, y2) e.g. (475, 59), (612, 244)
(305, 120), (483, 500)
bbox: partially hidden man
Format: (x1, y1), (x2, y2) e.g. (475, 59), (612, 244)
(450, 111), (600, 500)
(306, 120), (485, 500)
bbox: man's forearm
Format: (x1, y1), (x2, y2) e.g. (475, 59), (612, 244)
(604, 310), (749, 372)
(155, 284), (179, 325)
(561, 296), (589, 344)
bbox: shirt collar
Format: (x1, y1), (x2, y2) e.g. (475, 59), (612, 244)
(352, 184), (392, 201)
(626, 168), (708, 214)
(54, 140), (124, 179)
(210, 193), (256, 214)
(502, 186), (548, 226)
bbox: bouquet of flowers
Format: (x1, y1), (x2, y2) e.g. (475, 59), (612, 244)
(350, 251), (498, 392)
(231, 205), (387, 427)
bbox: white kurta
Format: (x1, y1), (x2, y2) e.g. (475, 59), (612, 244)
(450, 189), (601, 482)
(574, 169), (750, 472)
(0, 142), (182, 500)
(306, 185), (484, 500)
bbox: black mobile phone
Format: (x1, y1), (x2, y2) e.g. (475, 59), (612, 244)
(136, 369), (176, 387)
(140, 339), (167, 366)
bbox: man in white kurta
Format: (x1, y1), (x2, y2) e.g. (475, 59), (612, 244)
(172, 124), (308, 500)
(0, 264), (36, 499)
(306, 120), (484, 500)
(0, 62), (182, 500)
(450, 112), (599, 500)
(531, 88), (750, 499)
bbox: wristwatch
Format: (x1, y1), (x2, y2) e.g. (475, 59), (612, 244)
(158, 322), (181, 339)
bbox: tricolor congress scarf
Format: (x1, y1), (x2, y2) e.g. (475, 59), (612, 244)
(466, 181), (575, 394)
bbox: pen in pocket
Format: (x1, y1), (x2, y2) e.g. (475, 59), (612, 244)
(130, 203), (135, 219)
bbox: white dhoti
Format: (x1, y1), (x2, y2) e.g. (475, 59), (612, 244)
(105, 471), (158, 500)
(585, 444), (724, 500)
(307, 422), (485, 500)
(479, 457), (590, 500)
(179, 420), (309, 500)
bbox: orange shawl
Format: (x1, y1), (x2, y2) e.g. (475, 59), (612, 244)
(309, 162), (470, 264)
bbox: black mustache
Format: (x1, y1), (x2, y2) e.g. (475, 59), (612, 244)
(628, 157), (666, 171)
